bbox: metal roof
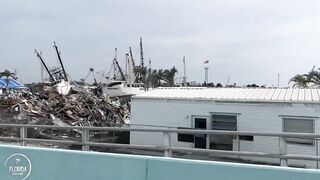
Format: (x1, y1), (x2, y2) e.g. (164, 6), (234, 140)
(134, 87), (320, 103)
(0, 78), (25, 89)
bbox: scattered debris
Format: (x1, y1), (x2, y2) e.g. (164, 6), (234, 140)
(0, 89), (131, 127)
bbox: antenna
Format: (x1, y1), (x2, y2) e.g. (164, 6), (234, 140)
(226, 75), (230, 86)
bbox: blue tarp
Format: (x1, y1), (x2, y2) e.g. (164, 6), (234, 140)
(0, 78), (24, 89)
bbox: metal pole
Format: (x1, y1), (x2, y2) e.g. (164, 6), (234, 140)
(163, 132), (172, 157)
(316, 138), (319, 169)
(53, 42), (68, 81)
(279, 137), (288, 166)
(82, 129), (90, 151)
(20, 127), (27, 146)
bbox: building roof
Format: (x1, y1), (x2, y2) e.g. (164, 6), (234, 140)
(134, 87), (320, 103)
(0, 78), (25, 89)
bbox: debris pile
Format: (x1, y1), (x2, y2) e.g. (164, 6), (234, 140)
(0, 89), (131, 127)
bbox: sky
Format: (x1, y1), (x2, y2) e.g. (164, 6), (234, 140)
(1, 0), (320, 87)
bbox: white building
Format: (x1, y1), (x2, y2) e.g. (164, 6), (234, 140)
(130, 87), (320, 168)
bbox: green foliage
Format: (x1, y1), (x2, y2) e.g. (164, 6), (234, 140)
(289, 66), (320, 87)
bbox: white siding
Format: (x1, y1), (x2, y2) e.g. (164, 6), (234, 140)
(130, 98), (320, 168)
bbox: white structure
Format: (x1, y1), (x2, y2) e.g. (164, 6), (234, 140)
(130, 87), (320, 168)
(102, 81), (145, 97)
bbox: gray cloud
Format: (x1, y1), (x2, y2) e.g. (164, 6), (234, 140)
(1, 0), (320, 87)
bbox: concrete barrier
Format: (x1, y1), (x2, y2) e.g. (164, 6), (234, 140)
(0, 145), (319, 180)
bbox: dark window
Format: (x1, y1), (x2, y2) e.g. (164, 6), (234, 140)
(211, 115), (237, 131)
(239, 135), (254, 141)
(177, 127), (194, 143)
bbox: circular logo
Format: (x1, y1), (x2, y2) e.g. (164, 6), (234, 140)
(5, 153), (32, 180)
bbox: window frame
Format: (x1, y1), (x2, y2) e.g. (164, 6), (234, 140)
(282, 117), (315, 146)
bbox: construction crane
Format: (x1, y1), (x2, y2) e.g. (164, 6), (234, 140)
(34, 49), (55, 82)
(53, 42), (68, 81)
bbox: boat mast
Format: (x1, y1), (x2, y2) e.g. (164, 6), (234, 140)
(182, 56), (186, 86)
(53, 42), (68, 81)
(139, 37), (144, 67)
(34, 49), (55, 82)
(113, 48), (126, 81)
(129, 47), (135, 67)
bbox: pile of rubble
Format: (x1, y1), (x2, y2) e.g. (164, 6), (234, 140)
(0, 88), (130, 127)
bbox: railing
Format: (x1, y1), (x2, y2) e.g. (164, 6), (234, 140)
(0, 123), (319, 168)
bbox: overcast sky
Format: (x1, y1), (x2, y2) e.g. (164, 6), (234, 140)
(1, 0), (320, 87)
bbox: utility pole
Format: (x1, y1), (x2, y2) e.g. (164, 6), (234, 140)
(53, 42), (68, 81)
(182, 56), (186, 86)
(277, 73), (280, 88)
(140, 37), (144, 67)
(148, 58), (151, 69)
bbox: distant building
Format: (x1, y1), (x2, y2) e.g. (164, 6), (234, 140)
(130, 87), (320, 168)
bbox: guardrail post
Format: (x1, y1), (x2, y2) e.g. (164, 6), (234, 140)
(20, 127), (27, 146)
(81, 129), (90, 151)
(279, 137), (287, 166)
(316, 138), (319, 169)
(163, 132), (172, 157)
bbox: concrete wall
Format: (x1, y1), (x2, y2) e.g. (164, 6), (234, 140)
(130, 98), (320, 168)
(0, 145), (319, 180)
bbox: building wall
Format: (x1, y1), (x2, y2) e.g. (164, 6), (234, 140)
(130, 98), (320, 168)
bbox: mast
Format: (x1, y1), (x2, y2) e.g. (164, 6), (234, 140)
(34, 49), (55, 82)
(125, 53), (129, 76)
(139, 37), (144, 67)
(182, 56), (186, 86)
(113, 48), (126, 81)
(129, 47), (135, 67)
(53, 42), (68, 81)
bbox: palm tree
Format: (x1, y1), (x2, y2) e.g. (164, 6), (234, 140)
(289, 66), (320, 88)
(289, 74), (309, 88)
(0, 69), (17, 88)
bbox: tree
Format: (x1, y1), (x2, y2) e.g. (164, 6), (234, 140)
(289, 66), (320, 88)
(289, 74), (309, 88)
(0, 69), (17, 87)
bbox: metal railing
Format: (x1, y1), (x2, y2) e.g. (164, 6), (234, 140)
(0, 123), (319, 168)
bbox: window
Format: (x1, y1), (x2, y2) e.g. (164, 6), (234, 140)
(211, 114), (237, 131)
(283, 118), (314, 145)
(210, 114), (237, 150)
(177, 127), (194, 143)
(239, 135), (254, 141)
